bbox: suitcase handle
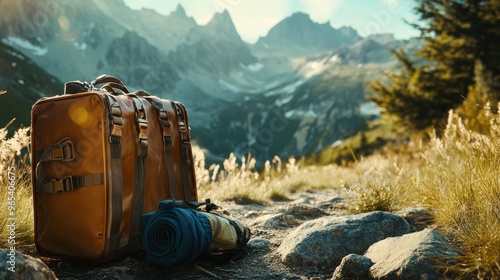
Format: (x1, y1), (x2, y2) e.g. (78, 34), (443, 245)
(91, 75), (130, 94)
(91, 74), (125, 87)
(129, 90), (151, 97)
(101, 82), (130, 95)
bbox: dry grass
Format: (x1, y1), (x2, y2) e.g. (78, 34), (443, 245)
(340, 105), (500, 279)
(193, 148), (360, 204)
(0, 120), (33, 251)
(342, 156), (407, 213)
(412, 108), (500, 279)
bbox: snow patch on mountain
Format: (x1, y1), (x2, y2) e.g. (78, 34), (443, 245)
(264, 78), (307, 97)
(300, 54), (341, 78)
(219, 79), (242, 92)
(6, 50), (25, 60)
(241, 62), (264, 72)
(360, 102), (380, 116)
(2, 37), (48, 56)
(285, 109), (318, 119)
(73, 41), (87, 51)
(275, 95), (294, 107)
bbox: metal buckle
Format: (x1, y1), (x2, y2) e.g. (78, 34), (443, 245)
(159, 109), (168, 119)
(110, 103), (122, 116)
(179, 122), (187, 133)
(50, 140), (74, 161)
(50, 146), (64, 160)
(53, 176), (73, 193)
(62, 176), (73, 192)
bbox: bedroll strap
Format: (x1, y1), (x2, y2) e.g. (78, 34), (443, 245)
(227, 220), (251, 249)
(129, 95), (148, 248)
(107, 95), (123, 251)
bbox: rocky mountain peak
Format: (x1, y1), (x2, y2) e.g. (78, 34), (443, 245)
(174, 3), (187, 17)
(338, 26), (361, 39)
(204, 9), (240, 40)
(256, 12), (362, 55)
(106, 30), (160, 66)
(288, 12), (313, 23)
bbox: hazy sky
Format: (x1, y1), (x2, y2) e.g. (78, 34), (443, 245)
(122, 0), (420, 43)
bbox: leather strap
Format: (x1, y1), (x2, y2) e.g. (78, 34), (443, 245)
(129, 95), (148, 248)
(34, 138), (75, 189)
(35, 137), (74, 163)
(174, 102), (196, 201)
(180, 141), (193, 201)
(91, 74), (126, 88)
(36, 173), (104, 193)
(101, 82), (129, 94)
(106, 95), (123, 251)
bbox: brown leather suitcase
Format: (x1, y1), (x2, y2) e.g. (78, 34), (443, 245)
(31, 75), (197, 262)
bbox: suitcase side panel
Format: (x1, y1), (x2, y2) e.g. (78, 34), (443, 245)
(31, 93), (107, 260)
(142, 98), (197, 204)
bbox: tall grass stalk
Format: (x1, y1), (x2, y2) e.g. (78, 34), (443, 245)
(0, 121), (33, 251)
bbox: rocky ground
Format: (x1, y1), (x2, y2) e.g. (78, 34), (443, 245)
(5, 187), (457, 280)
(42, 189), (348, 280)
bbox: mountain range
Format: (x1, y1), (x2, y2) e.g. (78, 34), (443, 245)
(0, 0), (420, 164)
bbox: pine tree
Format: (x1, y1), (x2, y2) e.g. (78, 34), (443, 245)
(457, 61), (498, 134)
(368, 0), (500, 131)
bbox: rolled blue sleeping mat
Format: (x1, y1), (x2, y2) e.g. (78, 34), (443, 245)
(142, 200), (212, 267)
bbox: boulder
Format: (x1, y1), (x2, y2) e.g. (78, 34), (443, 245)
(365, 228), (461, 279)
(251, 213), (299, 229)
(251, 204), (327, 230)
(282, 204), (327, 220)
(247, 238), (271, 249)
(396, 207), (434, 232)
(331, 254), (373, 280)
(0, 249), (57, 280)
(278, 211), (410, 269)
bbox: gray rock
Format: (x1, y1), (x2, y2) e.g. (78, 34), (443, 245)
(251, 213), (299, 229)
(247, 238), (271, 249)
(0, 249), (57, 280)
(396, 207), (434, 232)
(278, 211), (410, 269)
(331, 254), (373, 280)
(365, 228), (461, 280)
(282, 204), (326, 219)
